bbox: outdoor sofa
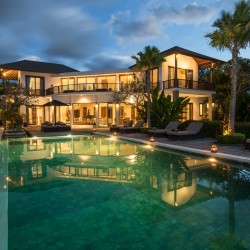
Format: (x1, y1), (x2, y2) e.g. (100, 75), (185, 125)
(110, 120), (133, 132)
(167, 122), (203, 140)
(41, 121), (71, 132)
(148, 121), (180, 137)
(119, 120), (145, 133)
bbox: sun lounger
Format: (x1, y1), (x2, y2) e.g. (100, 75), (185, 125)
(110, 120), (133, 132)
(148, 121), (180, 137)
(119, 120), (145, 133)
(167, 122), (203, 140)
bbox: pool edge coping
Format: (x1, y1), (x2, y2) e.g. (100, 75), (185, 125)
(95, 132), (250, 165)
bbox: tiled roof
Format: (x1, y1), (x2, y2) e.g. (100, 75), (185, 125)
(0, 60), (78, 73)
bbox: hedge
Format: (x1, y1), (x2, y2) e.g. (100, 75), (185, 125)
(217, 133), (245, 144)
(235, 122), (250, 139)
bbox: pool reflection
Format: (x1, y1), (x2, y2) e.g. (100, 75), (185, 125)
(6, 136), (250, 210)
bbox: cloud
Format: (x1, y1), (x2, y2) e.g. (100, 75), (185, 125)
(40, 7), (103, 59)
(108, 11), (161, 42)
(107, 1), (218, 43)
(83, 54), (132, 70)
(148, 2), (216, 25)
(0, 1), (105, 65)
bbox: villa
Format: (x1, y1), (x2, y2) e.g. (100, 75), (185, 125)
(0, 46), (221, 128)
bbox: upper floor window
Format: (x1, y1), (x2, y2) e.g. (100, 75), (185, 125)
(61, 78), (75, 92)
(77, 77), (95, 91)
(25, 76), (45, 96)
(97, 75), (116, 91)
(145, 68), (158, 89)
(168, 67), (193, 80)
(119, 74), (135, 84)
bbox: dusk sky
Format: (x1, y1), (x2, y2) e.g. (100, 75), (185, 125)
(0, 0), (249, 71)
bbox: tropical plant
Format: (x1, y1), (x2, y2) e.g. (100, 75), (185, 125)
(1, 81), (37, 130)
(138, 87), (190, 128)
(131, 46), (166, 127)
(205, 0), (250, 134)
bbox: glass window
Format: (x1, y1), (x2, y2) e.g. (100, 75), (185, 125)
(73, 103), (96, 125)
(26, 76), (45, 96)
(61, 78), (75, 92)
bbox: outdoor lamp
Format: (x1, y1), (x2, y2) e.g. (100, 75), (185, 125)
(210, 145), (217, 153)
(113, 131), (117, 136)
(149, 136), (155, 142)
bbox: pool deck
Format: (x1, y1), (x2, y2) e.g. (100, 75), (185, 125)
(1, 125), (250, 164)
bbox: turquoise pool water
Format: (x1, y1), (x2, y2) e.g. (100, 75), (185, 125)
(1, 135), (250, 250)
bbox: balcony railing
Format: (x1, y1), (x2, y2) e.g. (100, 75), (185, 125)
(0, 87), (45, 96)
(163, 79), (213, 91)
(46, 83), (118, 95)
(46, 82), (161, 95)
(29, 89), (45, 96)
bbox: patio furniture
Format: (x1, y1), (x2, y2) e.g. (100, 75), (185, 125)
(41, 121), (71, 132)
(119, 120), (145, 133)
(110, 120), (133, 132)
(245, 139), (250, 150)
(167, 122), (203, 140)
(148, 121), (180, 137)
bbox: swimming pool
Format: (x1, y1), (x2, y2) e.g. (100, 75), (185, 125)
(1, 135), (250, 250)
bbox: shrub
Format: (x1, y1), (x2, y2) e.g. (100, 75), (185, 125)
(217, 133), (245, 144)
(235, 122), (250, 139)
(200, 120), (223, 138)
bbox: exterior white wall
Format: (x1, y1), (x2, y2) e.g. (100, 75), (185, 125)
(161, 54), (198, 82)
(19, 71), (55, 89)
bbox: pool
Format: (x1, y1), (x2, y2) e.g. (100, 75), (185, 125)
(1, 135), (250, 250)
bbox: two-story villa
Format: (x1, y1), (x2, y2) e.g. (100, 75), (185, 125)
(0, 46), (221, 128)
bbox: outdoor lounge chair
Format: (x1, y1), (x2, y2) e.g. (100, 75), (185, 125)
(119, 120), (145, 133)
(167, 122), (203, 140)
(110, 120), (133, 132)
(148, 121), (180, 137)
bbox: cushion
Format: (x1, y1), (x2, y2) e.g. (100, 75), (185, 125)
(42, 121), (53, 126)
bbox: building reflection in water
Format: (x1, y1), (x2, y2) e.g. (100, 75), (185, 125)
(6, 136), (244, 209)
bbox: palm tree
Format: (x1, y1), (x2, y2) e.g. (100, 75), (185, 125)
(205, 0), (250, 134)
(131, 46), (166, 127)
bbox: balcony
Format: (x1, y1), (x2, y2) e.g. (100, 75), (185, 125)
(46, 82), (161, 96)
(0, 86), (45, 96)
(29, 89), (45, 96)
(46, 83), (119, 95)
(163, 79), (213, 91)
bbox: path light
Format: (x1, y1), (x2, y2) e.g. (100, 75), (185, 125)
(210, 163), (217, 169)
(149, 136), (155, 142)
(210, 145), (217, 153)
(113, 131), (117, 136)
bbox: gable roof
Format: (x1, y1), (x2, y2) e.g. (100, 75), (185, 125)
(0, 60), (78, 74)
(162, 46), (223, 67)
(130, 46), (223, 69)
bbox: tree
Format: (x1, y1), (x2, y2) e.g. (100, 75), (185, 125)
(111, 74), (146, 113)
(203, 58), (250, 122)
(131, 46), (166, 127)
(1, 81), (37, 130)
(205, 0), (250, 134)
(138, 87), (190, 128)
